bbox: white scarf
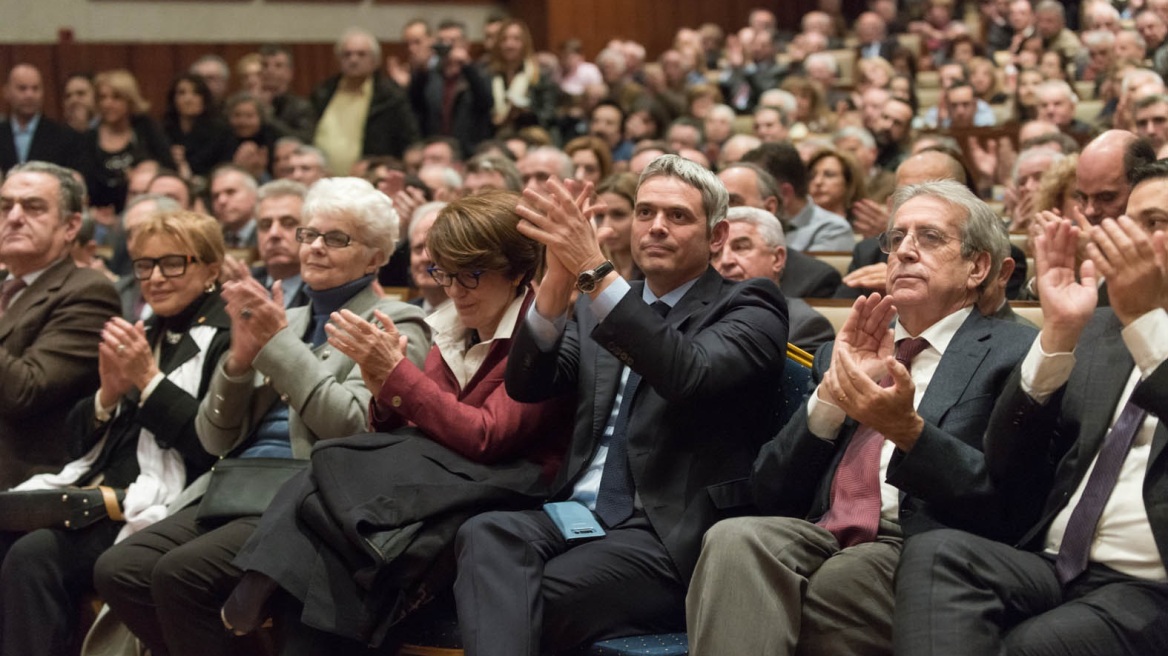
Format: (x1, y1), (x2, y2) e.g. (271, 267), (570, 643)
(492, 60), (535, 125)
(15, 325), (217, 542)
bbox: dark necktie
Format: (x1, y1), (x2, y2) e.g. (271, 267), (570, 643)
(0, 277), (27, 318)
(1055, 399), (1149, 584)
(594, 300), (672, 528)
(817, 337), (930, 548)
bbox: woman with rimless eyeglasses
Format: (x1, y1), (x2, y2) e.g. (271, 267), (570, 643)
(219, 189), (575, 653)
(92, 177), (429, 656)
(0, 210), (229, 656)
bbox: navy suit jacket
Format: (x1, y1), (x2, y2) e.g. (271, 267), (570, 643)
(986, 309), (1168, 560)
(752, 309), (1038, 541)
(505, 267), (790, 579)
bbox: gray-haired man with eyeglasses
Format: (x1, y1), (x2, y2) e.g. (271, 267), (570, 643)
(688, 179), (1039, 655)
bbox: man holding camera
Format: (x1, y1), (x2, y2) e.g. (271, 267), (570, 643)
(406, 18), (495, 158)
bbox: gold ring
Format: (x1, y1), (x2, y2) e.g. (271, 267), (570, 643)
(117, 344), (127, 354)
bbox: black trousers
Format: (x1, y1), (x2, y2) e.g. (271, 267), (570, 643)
(92, 506), (260, 656)
(452, 509), (686, 656)
(894, 528), (1168, 656)
(0, 520), (121, 656)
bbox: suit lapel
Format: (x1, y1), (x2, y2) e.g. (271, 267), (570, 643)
(666, 268), (720, 333)
(915, 311), (991, 425)
(0, 258), (71, 342)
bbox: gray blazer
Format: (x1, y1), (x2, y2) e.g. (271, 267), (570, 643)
(195, 285), (430, 461)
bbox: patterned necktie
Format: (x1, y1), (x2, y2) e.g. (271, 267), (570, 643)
(0, 277), (27, 318)
(1054, 399), (1149, 584)
(594, 300), (672, 528)
(817, 337), (930, 548)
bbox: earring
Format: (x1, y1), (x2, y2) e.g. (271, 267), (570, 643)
(205, 281), (216, 293)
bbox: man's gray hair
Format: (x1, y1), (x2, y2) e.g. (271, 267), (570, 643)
(292, 145), (328, 169)
(335, 27), (382, 62)
(528, 146), (574, 178)
(834, 126), (877, 150)
(409, 201), (448, 242)
(8, 161), (86, 220)
(1035, 0), (1065, 20)
(722, 205), (786, 248)
(211, 165), (259, 192)
(125, 193), (181, 216)
(595, 48), (626, 74)
(1037, 79), (1079, 103)
(889, 179), (1006, 293)
(466, 154), (523, 192)
(257, 179), (308, 203)
(639, 154), (729, 230)
(1011, 147), (1066, 181)
(190, 54), (229, 80)
(708, 103), (736, 122)
(303, 177), (398, 263)
(721, 162), (782, 209)
(1082, 30), (1116, 49)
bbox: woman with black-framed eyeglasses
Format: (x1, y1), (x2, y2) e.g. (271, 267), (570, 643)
(0, 210), (230, 656)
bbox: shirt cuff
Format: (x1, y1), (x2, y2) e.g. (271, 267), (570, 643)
(526, 304), (568, 352)
(94, 393), (118, 423)
(1020, 334), (1076, 403)
(806, 386), (847, 440)
(138, 372), (167, 407)
(1121, 308), (1168, 379)
(588, 277), (631, 324)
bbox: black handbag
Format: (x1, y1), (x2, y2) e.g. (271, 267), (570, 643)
(0, 486), (125, 532)
(195, 458), (307, 524)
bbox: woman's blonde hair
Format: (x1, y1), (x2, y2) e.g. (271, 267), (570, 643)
(95, 69), (150, 115)
(129, 210), (226, 268)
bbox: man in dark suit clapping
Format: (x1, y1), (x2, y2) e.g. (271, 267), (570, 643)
(452, 155), (790, 655)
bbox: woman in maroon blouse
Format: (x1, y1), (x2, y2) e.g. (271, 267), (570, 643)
(222, 190), (573, 652)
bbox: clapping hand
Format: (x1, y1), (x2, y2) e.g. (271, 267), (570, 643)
(1034, 217), (1097, 352)
(222, 278), (287, 375)
(326, 309), (408, 395)
(1086, 216), (1168, 326)
(97, 318), (159, 409)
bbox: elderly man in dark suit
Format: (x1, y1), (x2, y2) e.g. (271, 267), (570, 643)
(0, 64), (81, 171)
(687, 179), (1038, 655)
(713, 205), (836, 354)
(893, 162), (1168, 656)
(0, 161), (120, 488)
(452, 155), (790, 655)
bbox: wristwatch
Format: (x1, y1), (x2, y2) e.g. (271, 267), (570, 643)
(576, 260), (615, 293)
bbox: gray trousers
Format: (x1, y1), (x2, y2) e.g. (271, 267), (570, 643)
(686, 516), (902, 656)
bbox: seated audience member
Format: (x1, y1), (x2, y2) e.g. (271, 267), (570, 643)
(592, 172), (641, 280)
(287, 145), (328, 189)
(258, 44), (317, 144)
(61, 72), (98, 134)
(1037, 80), (1095, 138)
(162, 74), (234, 179)
(0, 211), (230, 656)
(713, 206), (835, 353)
(405, 201), (450, 314)
(589, 100), (634, 162)
(114, 194), (183, 321)
(487, 19), (558, 136)
(753, 105), (790, 144)
(1075, 130), (1156, 228)
(210, 165), (260, 250)
(221, 190), (575, 650)
(78, 70), (175, 213)
(271, 136), (303, 180)
(741, 142), (855, 252)
(409, 19), (494, 157)
(190, 55), (230, 108)
(807, 148), (867, 226)
(688, 180), (1038, 655)
(519, 146), (573, 194)
(463, 154), (523, 195)
(874, 96), (915, 172)
(717, 161), (841, 298)
(1134, 93), (1168, 157)
(451, 155), (789, 654)
(892, 164), (1168, 655)
(225, 92), (281, 183)
(249, 179), (310, 309)
(0, 64), (82, 171)
(93, 177), (429, 656)
(629, 140), (673, 174)
(312, 28), (420, 176)
(0, 162), (121, 489)
(835, 126), (896, 208)
(146, 170), (194, 209)
(564, 136), (614, 185)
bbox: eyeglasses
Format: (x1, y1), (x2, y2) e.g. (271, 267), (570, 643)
(131, 255), (199, 281)
(295, 227), (353, 248)
(878, 228), (955, 254)
(427, 267), (485, 289)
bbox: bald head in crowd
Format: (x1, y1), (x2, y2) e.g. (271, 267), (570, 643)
(1076, 130), (1156, 225)
(895, 149), (970, 189)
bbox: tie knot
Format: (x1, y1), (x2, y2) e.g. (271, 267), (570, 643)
(650, 300), (671, 319)
(895, 337), (929, 369)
